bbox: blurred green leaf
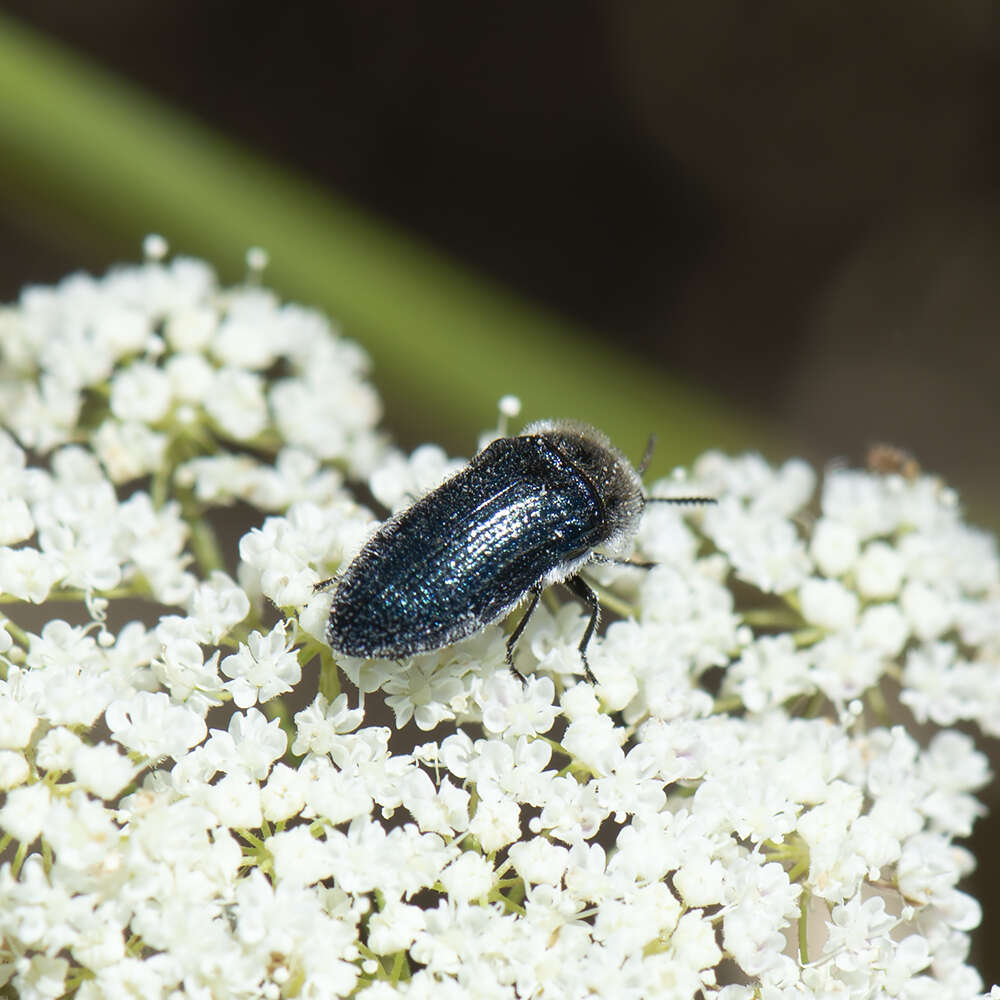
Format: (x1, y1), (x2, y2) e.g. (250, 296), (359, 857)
(0, 13), (774, 466)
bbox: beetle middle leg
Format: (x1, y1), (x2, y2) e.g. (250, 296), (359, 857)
(505, 584), (542, 683)
(565, 575), (600, 684)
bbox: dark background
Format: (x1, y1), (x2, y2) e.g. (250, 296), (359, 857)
(1, 1), (998, 983)
(2, 3), (999, 495)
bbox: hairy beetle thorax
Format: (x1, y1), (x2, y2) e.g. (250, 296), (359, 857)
(523, 420), (645, 555)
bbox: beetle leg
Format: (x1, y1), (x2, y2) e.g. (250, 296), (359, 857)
(565, 575), (600, 684)
(590, 552), (656, 570)
(506, 585), (542, 683)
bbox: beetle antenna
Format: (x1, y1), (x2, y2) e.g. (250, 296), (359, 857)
(645, 495), (717, 506)
(637, 433), (657, 476)
(638, 436), (714, 505)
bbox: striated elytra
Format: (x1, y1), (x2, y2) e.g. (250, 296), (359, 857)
(326, 420), (713, 682)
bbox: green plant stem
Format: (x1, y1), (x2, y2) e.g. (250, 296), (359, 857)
(0, 13), (775, 466)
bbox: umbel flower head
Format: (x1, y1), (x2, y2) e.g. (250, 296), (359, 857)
(0, 241), (997, 999)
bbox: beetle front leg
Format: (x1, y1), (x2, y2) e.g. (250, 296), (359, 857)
(565, 575), (600, 684)
(505, 585), (542, 683)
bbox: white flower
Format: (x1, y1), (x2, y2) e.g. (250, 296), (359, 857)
(0, 692), (38, 748)
(178, 447), (344, 512)
(809, 631), (885, 704)
(72, 742), (137, 800)
(0, 496), (34, 545)
(201, 708), (286, 780)
(114, 494), (193, 604)
(821, 892), (899, 976)
(533, 775), (607, 846)
(723, 903), (789, 977)
(508, 837), (570, 886)
(896, 832), (966, 908)
(211, 293), (283, 370)
(399, 771), (469, 836)
(877, 934), (933, 994)
(93, 419), (167, 483)
(381, 656), (478, 731)
(900, 579), (954, 640)
(439, 852), (495, 903)
(918, 731), (989, 837)
(855, 540), (905, 599)
(292, 692), (365, 756)
(593, 880), (681, 953)
(900, 642), (973, 728)
(165, 304), (218, 352)
(670, 910), (723, 978)
(0, 547), (63, 602)
(205, 771), (263, 829)
(696, 767), (799, 845)
(12, 954), (69, 1000)
(303, 758), (375, 826)
(635, 498), (701, 566)
(0, 372), (82, 452)
(220, 622), (301, 708)
(71, 915), (128, 975)
(269, 337), (381, 468)
(799, 577), (860, 630)
(14, 624), (118, 728)
(106, 690), (207, 759)
(164, 349), (215, 399)
(238, 503), (345, 609)
(37, 498), (123, 592)
(203, 367), (268, 440)
(150, 634), (225, 713)
(797, 780), (866, 901)
(856, 602), (909, 656)
(693, 452), (814, 516)
(703, 498), (811, 594)
(0, 781), (51, 842)
(367, 901), (426, 955)
(185, 571), (250, 643)
(35, 726), (83, 772)
(369, 444), (465, 512)
(475, 672), (558, 738)
(672, 853), (727, 909)
(724, 634), (813, 712)
(109, 360), (172, 424)
(469, 790), (521, 852)
(463, 735), (551, 807)
(0, 750), (29, 790)
(810, 517), (860, 577)
(261, 761), (307, 822)
(821, 468), (901, 538)
(562, 713), (625, 776)
(2, 251), (998, 1000)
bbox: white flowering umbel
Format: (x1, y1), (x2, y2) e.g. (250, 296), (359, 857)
(0, 247), (997, 1000)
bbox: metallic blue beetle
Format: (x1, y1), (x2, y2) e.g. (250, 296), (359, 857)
(326, 420), (708, 682)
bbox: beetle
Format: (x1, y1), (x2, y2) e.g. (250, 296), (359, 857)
(326, 420), (713, 682)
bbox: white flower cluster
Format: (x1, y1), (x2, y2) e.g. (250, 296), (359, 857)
(0, 248), (997, 999)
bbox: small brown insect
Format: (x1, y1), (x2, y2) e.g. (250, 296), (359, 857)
(866, 443), (921, 481)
